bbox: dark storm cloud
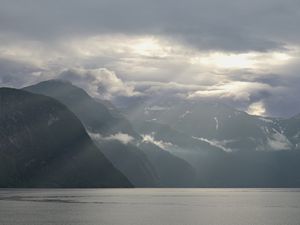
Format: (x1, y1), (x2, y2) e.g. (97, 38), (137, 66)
(0, 0), (299, 51)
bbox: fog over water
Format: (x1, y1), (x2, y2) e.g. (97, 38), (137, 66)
(1, 189), (300, 225)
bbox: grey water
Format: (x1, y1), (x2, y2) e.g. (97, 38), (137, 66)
(1, 189), (300, 225)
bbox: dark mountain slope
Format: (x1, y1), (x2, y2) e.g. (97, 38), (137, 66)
(139, 142), (197, 187)
(0, 88), (132, 188)
(24, 80), (159, 186)
(95, 140), (159, 187)
(24, 80), (137, 137)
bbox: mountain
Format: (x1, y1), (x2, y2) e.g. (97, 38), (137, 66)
(139, 142), (197, 187)
(0, 88), (132, 188)
(25, 80), (197, 187)
(132, 120), (224, 165)
(5, 79), (300, 187)
(134, 120), (220, 152)
(279, 114), (300, 150)
(24, 80), (300, 187)
(92, 135), (197, 187)
(94, 140), (159, 187)
(24, 80), (158, 187)
(124, 97), (292, 152)
(24, 80), (137, 137)
(122, 96), (300, 187)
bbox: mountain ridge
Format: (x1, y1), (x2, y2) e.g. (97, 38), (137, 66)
(24, 80), (197, 187)
(16, 79), (300, 187)
(0, 87), (132, 188)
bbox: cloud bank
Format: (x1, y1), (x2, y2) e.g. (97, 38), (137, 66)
(0, 0), (300, 117)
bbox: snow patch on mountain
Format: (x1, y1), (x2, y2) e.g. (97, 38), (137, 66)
(48, 114), (59, 126)
(258, 117), (274, 123)
(180, 110), (191, 119)
(146, 118), (157, 122)
(146, 106), (168, 111)
(293, 131), (300, 139)
(192, 136), (233, 153)
(261, 126), (270, 135)
(267, 129), (292, 151)
(214, 117), (219, 130)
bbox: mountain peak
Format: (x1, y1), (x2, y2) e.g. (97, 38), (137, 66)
(24, 80), (138, 137)
(26, 79), (73, 88)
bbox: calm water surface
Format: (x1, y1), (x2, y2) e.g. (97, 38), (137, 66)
(0, 188), (300, 225)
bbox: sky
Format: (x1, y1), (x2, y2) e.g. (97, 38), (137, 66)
(0, 0), (300, 117)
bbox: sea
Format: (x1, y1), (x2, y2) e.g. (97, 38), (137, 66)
(0, 188), (300, 225)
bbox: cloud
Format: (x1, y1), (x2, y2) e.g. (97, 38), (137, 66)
(188, 81), (273, 102)
(141, 134), (174, 150)
(58, 68), (140, 100)
(0, 58), (51, 88)
(0, 0), (300, 117)
(247, 101), (266, 116)
(89, 132), (135, 145)
(1, 0), (299, 52)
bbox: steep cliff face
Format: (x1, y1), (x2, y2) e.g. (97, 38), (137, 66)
(0, 88), (132, 188)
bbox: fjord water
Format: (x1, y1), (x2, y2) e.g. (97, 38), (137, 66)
(0, 189), (300, 225)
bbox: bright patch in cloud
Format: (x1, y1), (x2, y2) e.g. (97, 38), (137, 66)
(196, 52), (257, 69)
(189, 81), (271, 102)
(247, 101), (266, 116)
(67, 35), (173, 59)
(191, 51), (293, 70)
(131, 37), (169, 57)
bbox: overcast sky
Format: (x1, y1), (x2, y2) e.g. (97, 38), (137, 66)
(0, 0), (300, 117)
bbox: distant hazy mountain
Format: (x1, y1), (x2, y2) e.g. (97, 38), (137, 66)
(124, 97), (293, 153)
(279, 114), (300, 150)
(94, 140), (159, 187)
(25, 80), (196, 187)
(139, 142), (197, 187)
(122, 96), (300, 187)
(0, 88), (132, 188)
